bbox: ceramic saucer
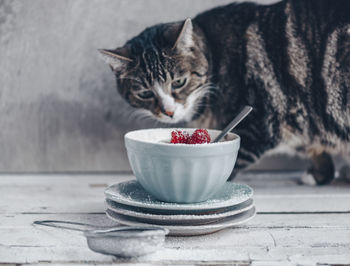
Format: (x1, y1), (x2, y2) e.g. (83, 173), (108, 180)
(105, 198), (254, 225)
(106, 207), (256, 236)
(105, 180), (253, 211)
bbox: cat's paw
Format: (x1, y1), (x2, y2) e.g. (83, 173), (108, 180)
(339, 165), (350, 182)
(305, 152), (335, 185)
(300, 172), (317, 186)
(299, 168), (335, 186)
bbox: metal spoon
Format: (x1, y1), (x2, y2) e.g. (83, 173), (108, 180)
(33, 220), (169, 257)
(212, 106), (253, 143)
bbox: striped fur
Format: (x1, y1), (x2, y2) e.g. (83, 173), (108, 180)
(101, 0), (350, 184)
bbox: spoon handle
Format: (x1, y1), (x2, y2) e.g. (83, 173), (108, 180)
(33, 220), (168, 235)
(212, 106), (253, 143)
(33, 220), (107, 232)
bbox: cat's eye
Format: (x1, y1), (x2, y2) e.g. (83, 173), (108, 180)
(171, 78), (187, 90)
(137, 90), (154, 99)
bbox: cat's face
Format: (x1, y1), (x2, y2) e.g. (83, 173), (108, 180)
(99, 19), (209, 123)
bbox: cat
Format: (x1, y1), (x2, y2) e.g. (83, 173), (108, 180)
(99, 0), (350, 185)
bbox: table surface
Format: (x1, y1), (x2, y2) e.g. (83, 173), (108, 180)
(1, 172), (350, 266)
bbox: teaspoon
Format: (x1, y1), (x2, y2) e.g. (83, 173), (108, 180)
(212, 106), (253, 143)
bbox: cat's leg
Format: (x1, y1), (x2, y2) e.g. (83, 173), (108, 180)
(228, 168), (241, 181)
(339, 165), (350, 182)
(301, 151), (335, 185)
(228, 149), (257, 181)
(227, 127), (272, 181)
(338, 153), (350, 182)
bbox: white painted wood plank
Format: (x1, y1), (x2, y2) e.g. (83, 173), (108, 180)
(237, 173), (350, 213)
(1, 237), (349, 265)
(3, 213), (350, 230)
(0, 245), (252, 264)
(28, 264), (162, 266)
(1, 172), (348, 193)
(0, 213), (350, 264)
(0, 174), (133, 214)
(250, 213), (350, 229)
(1, 173), (349, 265)
(254, 197), (350, 213)
(1, 173), (349, 214)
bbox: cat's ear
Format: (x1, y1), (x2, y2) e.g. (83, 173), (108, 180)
(164, 18), (194, 51)
(98, 47), (133, 70)
(173, 18), (194, 50)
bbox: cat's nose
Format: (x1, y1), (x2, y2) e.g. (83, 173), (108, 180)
(164, 110), (174, 118)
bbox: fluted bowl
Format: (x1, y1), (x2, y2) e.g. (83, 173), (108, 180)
(124, 128), (240, 203)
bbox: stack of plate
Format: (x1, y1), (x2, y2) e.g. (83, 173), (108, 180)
(105, 180), (255, 236)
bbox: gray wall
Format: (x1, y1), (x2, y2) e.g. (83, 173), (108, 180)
(0, 0), (307, 172)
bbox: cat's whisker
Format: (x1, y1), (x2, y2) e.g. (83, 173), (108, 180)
(183, 83), (214, 119)
(130, 109), (149, 124)
(133, 109), (155, 124)
(201, 84), (223, 99)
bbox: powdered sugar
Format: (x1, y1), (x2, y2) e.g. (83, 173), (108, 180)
(126, 128), (238, 146)
(105, 180), (254, 211)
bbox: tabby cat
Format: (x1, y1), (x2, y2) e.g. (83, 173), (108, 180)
(99, 0), (350, 185)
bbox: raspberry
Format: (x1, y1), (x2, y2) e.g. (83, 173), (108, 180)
(171, 130), (190, 144)
(187, 129), (211, 144)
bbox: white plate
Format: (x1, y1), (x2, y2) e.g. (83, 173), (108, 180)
(105, 180), (253, 211)
(106, 207), (256, 236)
(105, 198), (254, 225)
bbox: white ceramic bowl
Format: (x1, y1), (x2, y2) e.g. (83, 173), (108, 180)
(124, 128), (240, 203)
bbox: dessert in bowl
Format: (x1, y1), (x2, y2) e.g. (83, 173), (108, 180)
(124, 128), (240, 203)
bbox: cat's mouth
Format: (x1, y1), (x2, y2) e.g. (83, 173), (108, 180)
(155, 86), (208, 124)
(134, 101), (193, 124)
(157, 104), (189, 124)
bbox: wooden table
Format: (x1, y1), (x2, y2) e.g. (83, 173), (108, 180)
(1, 172), (349, 265)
